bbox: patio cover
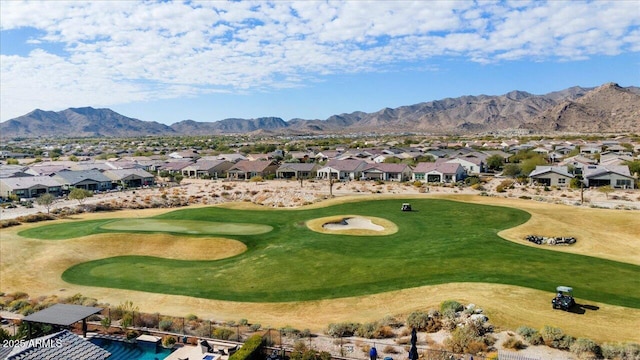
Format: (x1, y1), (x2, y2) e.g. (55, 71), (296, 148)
(23, 304), (103, 326)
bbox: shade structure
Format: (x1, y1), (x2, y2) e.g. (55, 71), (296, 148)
(23, 304), (103, 326)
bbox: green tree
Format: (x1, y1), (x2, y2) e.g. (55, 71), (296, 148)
(173, 174), (184, 184)
(35, 193), (55, 214)
(520, 156), (548, 176)
(502, 164), (522, 178)
(598, 185), (614, 199)
(624, 160), (640, 176)
(486, 154), (505, 171)
(101, 317), (112, 333)
(68, 188), (93, 205)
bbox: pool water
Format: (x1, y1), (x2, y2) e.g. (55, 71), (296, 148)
(90, 338), (173, 360)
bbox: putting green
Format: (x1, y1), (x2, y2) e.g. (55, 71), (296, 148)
(17, 198), (640, 308)
(100, 219), (272, 235)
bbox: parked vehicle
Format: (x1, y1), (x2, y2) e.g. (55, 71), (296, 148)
(552, 286), (575, 311)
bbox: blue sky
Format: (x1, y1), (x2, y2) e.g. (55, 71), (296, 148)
(1, 1), (639, 125)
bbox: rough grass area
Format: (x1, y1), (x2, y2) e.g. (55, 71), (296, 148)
(15, 198), (640, 309)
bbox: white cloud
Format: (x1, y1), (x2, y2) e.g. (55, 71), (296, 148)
(1, 0), (638, 120)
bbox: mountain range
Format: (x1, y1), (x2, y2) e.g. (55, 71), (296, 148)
(1, 82), (638, 139)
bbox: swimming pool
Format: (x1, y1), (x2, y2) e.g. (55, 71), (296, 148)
(89, 337), (173, 360)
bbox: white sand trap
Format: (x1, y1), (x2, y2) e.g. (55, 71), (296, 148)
(322, 217), (384, 231)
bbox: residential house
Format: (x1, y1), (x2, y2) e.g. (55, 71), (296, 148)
(103, 168), (156, 188)
(316, 159), (368, 181)
(361, 163), (412, 181)
(559, 155), (598, 175)
(438, 154), (485, 174)
(580, 144), (603, 155)
(246, 153), (272, 161)
(0, 175), (63, 200)
(216, 153), (247, 163)
(182, 160), (233, 179)
(24, 164), (70, 176)
(157, 159), (194, 175)
(227, 160), (278, 180)
(0, 330), (110, 360)
(0, 165), (31, 178)
(583, 165), (635, 189)
(315, 150), (342, 162)
(276, 163), (320, 179)
(528, 166), (574, 187)
(411, 162), (466, 183)
(287, 151), (316, 163)
(168, 150), (200, 160)
(52, 170), (112, 192)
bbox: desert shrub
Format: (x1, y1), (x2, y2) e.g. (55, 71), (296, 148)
(135, 312), (159, 328)
(570, 338), (601, 359)
(19, 305), (35, 316)
(239, 318), (249, 326)
(356, 322), (377, 338)
(0, 219), (22, 228)
(412, 180), (423, 187)
(159, 319), (173, 331)
(622, 343), (640, 359)
(540, 325), (574, 349)
(440, 300), (463, 314)
(516, 326), (543, 345)
(406, 311), (430, 331)
(496, 179), (515, 193)
(16, 213), (56, 223)
(121, 313), (134, 329)
(326, 322), (359, 337)
(466, 340), (488, 354)
(444, 325), (480, 354)
(249, 176), (263, 182)
(249, 323), (261, 332)
(185, 313), (198, 321)
(374, 325), (395, 339)
(503, 335), (525, 350)
(383, 345), (400, 354)
(213, 327), (235, 340)
(465, 176), (480, 186)
(601, 342), (623, 359)
(125, 330), (139, 340)
(380, 315), (403, 328)
(10, 291), (29, 300)
(8, 299), (30, 312)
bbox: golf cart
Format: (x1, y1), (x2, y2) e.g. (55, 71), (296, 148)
(552, 286), (576, 311)
(401, 203), (412, 211)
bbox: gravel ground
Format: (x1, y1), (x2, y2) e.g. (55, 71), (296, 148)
(2, 178), (638, 220)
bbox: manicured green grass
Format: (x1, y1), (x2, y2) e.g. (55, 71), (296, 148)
(22, 199), (640, 307)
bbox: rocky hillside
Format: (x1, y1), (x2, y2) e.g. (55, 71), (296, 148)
(0, 107), (176, 138)
(171, 117), (289, 134)
(1, 83), (638, 138)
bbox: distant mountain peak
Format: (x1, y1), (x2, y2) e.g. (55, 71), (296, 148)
(2, 82), (637, 139)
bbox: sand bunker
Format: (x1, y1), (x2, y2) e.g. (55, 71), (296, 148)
(306, 215), (398, 236)
(322, 217), (384, 231)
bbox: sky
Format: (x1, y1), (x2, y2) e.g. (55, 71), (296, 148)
(1, 1), (639, 125)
